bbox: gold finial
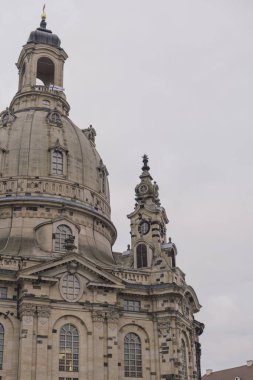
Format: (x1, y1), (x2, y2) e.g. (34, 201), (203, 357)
(41, 4), (46, 20)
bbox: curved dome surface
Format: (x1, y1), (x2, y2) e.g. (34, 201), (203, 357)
(27, 19), (61, 48)
(0, 19), (116, 264)
(1, 111), (104, 192)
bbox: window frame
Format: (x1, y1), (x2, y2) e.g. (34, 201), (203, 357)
(0, 287), (7, 299)
(59, 324), (79, 373)
(60, 273), (82, 302)
(52, 150), (64, 175)
(136, 244), (148, 268)
(123, 300), (140, 312)
(124, 333), (142, 378)
(54, 224), (72, 252)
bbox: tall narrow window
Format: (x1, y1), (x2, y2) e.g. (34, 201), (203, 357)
(52, 150), (63, 175)
(0, 324), (4, 370)
(124, 333), (142, 378)
(181, 339), (188, 380)
(55, 225), (72, 252)
(59, 324), (79, 372)
(136, 244), (147, 268)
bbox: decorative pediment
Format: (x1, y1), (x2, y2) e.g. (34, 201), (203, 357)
(17, 253), (125, 289)
(48, 138), (68, 153)
(34, 216), (81, 233)
(183, 285), (201, 312)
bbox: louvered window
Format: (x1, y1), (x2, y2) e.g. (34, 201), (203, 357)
(136, 244), (147, 268)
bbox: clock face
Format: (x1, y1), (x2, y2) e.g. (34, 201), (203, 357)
(138, 221), (150, 235)
(139, 184), (148, 194)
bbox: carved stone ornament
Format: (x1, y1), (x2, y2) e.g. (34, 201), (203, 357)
(0, 108), (16, 127)
(82, 125), (96, 145)
(20, 303), (36, 318)
(37, 305), (51, 319)
(47, 109), (62, 127)
(157, 317), (170, 333)
(67, 261), (79, 274)
(92, 310), (106, 322)
(106, 310), (120, 323)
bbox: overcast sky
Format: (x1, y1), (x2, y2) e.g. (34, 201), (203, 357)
(1, 0), (253, 374)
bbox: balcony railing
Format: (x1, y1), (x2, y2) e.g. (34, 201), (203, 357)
(32, 85), (64, 94)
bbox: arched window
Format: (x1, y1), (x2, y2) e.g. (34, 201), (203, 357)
(37, 57), (55, 86)
(136, 244), (147, 268)
(59, 324), (79, 372)
(55, 225), (72, 252)
(124, 333), (142, 378)
(0, 324), (4, 370)
(52, 150), (63, 175)
(181, 339), (188, 380)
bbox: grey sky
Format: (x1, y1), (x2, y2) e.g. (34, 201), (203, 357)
(1, 0), (253, 373)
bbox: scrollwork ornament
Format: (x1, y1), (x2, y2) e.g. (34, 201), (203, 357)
(37, 305), (51, 319)
(0, 108), (16, 127)
(20, 303), (36, 318)
(47, 109), (62, 127)
(106, 310), (120, 323)
(92, 310), (106, 322)
(157, 317), (170, 333)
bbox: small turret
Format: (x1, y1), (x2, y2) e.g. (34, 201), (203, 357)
(14, 7), (68, 111)
(128, 155), (169, 269)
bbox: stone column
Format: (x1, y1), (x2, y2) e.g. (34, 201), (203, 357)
(18, 303), (36, 380)
(92, 311), (106, 380)
(106, 311), (119, 380)
(35, 305), (51, 380)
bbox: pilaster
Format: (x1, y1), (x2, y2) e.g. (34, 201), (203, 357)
(106, 311), (120, 380)
(35, 305), (51, 380)
(18, 303), (36, 380)
(92, 311), (106, 380)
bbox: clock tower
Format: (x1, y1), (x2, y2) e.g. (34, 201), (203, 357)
(128, 155), (176, 269)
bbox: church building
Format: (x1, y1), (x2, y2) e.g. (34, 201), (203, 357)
(0, 11), (204, 380)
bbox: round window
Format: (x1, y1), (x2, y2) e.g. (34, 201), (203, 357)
(60, 273), (81, 302)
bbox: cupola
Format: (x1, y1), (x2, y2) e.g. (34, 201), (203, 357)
(27, 10), (61, 48)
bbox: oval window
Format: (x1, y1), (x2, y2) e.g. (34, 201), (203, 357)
(60, 273), (81, 302)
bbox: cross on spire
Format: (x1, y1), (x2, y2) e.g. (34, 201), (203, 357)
(142, 154), (150, 171)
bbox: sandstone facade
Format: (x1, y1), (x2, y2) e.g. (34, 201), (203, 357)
(0, 13), (204, 380)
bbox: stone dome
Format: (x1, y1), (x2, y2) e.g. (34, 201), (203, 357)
(0, 19), (116, 265)
(27, 18), (61, 48)
(0, 109), (110, 212)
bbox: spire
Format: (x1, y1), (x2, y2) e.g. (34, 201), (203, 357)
(142, 154), (150, 172)
(135, 155), (160, 206)
(40, 4), (47, 29)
